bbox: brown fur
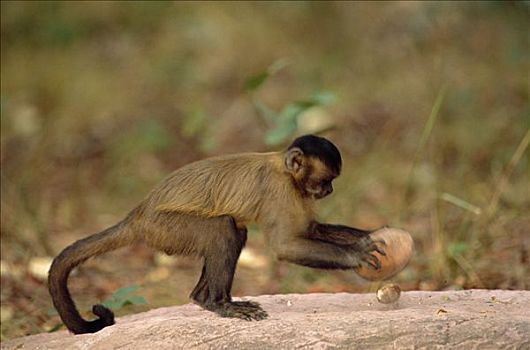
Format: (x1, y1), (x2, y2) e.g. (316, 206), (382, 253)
(153, 152), (313, 226)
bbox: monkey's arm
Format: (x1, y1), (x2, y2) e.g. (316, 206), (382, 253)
(271, 226), (383, 270)
(306, 221), (379, 245)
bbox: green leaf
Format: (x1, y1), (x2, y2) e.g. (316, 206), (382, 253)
(182, 109), (208, 137)
(279, 103), (307, 122)
(447, 242), (469, 258)
(140, 120), (172, 152)
(244, 59), (291, 93)
(292, 91), (337, 110)
(100, 285), (147, 310)
(265, 124), (296, 145)
(126, 296), (147, 305)
(253, 100), (278, 123)
(101, 299), (123, 309)
(309, 90), (337, 106)
(263, 89), (338, 145)
(112, 285), (139, 299)
(112, 120), (173, 159)
(264, 104), (301, 145)
(244, 71), (269, 92)
(268, 58), (291, 73)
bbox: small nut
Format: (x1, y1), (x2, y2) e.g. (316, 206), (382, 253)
(376, 283), (401, 304)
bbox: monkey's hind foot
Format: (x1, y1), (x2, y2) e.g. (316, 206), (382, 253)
(215, 300), (268, 321)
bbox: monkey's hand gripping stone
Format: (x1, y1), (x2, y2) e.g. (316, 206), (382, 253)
(355, 228), (413, 281)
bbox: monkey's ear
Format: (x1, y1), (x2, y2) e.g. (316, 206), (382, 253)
(284, 147), (304, 174)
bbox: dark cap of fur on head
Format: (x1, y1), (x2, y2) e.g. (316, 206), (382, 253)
(288, 135), (342, 174)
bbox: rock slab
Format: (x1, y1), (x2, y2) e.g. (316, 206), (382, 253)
(2, 290), (529, 349)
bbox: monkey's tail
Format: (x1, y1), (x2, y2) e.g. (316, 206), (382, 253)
(48, 215), (137, 334)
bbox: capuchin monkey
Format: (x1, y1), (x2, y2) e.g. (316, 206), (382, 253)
(48, 134), (385, 334)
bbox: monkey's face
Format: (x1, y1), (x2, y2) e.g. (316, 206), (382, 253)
(302, 160), (337, 200)
(285, 148), (338, 200)
(303, 176), (334, 199)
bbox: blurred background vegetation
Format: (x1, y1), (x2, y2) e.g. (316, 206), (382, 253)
(1, 1), (528, 340)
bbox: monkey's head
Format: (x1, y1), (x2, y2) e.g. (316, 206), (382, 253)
(284, 135), (342, 200)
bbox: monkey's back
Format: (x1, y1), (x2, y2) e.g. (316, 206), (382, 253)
(146, 153), (281, 224)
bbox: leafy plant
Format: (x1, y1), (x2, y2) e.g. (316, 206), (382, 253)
(244, 61), (337, 146)
(264, 91), (337, 146)
(100, 285), (147, 310)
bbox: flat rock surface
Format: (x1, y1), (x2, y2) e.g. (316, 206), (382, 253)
(2, 290), (529, 349)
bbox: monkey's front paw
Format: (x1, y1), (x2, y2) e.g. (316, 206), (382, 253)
(361, 252), (381, 270)
(353, 227), (413, 281)
(357, 236), (386, 270)
(216, 301), (268, 321)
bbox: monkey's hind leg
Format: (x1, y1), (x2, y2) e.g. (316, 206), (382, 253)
(190, 217), (267, 321)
